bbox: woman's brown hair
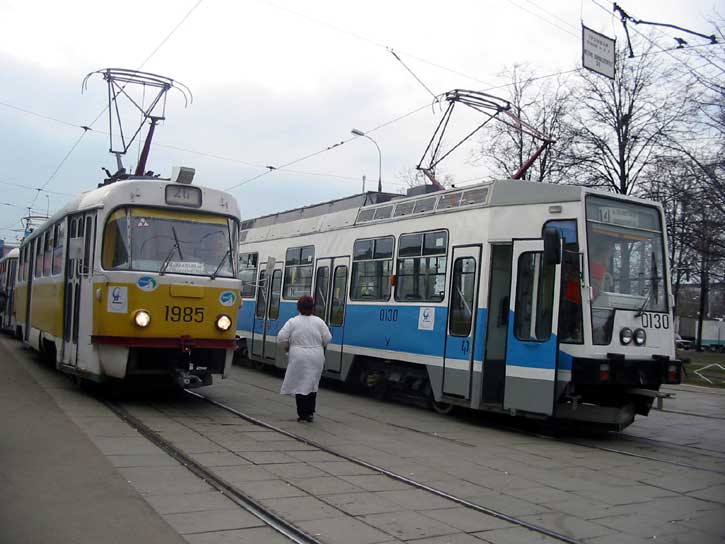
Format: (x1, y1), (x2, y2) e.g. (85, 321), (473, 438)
(297, 295), (314, 316)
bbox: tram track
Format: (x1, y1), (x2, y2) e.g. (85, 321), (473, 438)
(181, 389), (582, 544)
(243, 364), (725, 477)
(104, 400), (324, 544)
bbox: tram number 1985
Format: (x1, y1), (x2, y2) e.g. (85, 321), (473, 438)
(165, 305), (205, 323)
(640, 312), (669, 329)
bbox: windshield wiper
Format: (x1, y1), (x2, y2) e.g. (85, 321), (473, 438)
(160, 226), (183, 275)
(210, 249), (231, 280)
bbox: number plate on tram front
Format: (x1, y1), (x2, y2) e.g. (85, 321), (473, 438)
(165, 185), (202, 207)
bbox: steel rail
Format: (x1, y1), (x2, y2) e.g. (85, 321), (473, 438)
(104, 400), (324, 544)
(185, 390), (582, 544)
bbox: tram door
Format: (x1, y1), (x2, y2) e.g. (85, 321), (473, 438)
(23, 240), (36, 342)
(442, 246), (481, 399)
(251, 262), (283, 360)
(313, 257), (350, 373)
(63, 213), (96, 366)
(503, 239), (561, 416)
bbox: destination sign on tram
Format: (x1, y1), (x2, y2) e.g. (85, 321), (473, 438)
(166, 185), (202, 208)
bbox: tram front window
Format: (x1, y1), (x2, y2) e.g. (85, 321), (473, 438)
(102, 208), (236, 277)
(586, 196), (667, 344)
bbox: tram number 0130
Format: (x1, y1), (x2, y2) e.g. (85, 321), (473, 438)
(165, 305), (205, 323)
(640, 312), (669, 329)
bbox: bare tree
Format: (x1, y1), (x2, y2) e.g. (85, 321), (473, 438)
(473, 64), (575, 183)
(567, 39), (694, 195)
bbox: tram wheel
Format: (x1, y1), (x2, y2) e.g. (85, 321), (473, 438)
(430, 400), (454, 415)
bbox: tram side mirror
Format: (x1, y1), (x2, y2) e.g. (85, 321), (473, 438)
(265, 257), (276, 276)
(543, 228), (562, 266)
(68, 238), (84, 260)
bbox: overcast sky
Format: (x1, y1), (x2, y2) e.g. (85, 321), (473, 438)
(0, 0), (720, 242)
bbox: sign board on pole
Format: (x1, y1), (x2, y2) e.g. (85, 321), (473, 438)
(582, 25), (616, 79)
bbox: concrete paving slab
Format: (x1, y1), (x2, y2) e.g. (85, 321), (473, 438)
(164, 508), (264, 534)
(589, 513), (691, 540)
(519, 511), (613, 540)
(183, 527), (296, 544)
(686, 483), (725, 504)
(239, 450), (300, 464)
(359, 510), (459, 540)
(573, 483), (676, 505)
(289, 475), (366, 495)
(265, 462), (330, 479)
(677, 508), (725, 538)
(297, 516), (393, 544)
(420, 507), (514, 533)
(119, 465), (215, 495)
(320, 491), (406, 516)
(233, 478), (308, 499)
(471, 526), (563, 543)
(466, 492), (552, 517)
(423, 479), (496, 499)
(653, 528), (725, 544)
(210, 465), (276, 482)
(313, 460), (380, 476)
(500, 485), (579, 505)
(145, 491), (236, 514)
(579, 533), (652, 544)
(377, 489), (458, 510)
(287, 450), (346, 463)
(108, 453), (184, 468)
(260, 495), (342, 521)
(94, 435), (167, 455)
(186, 451), (251, 467)
(340, 474), (428, 491)
(401, 534), (486, 544)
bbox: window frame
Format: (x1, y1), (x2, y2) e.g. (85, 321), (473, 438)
(282, 245), (314, 300)
(330, 265), (348, 326)
(239, 252), (259, 299)
(513, 250), (555, 343)
(349, 235), (395, 302)
(394, 229), (449, 303)
(448, 256), (477, 337)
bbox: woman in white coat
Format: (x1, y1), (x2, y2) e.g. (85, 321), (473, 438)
(278, 295), (332, 422)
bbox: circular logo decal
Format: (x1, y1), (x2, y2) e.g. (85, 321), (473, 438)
(219, 291), (237, 306)
(137, 276), (159, 292)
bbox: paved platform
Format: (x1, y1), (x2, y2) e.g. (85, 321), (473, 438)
(0, 337), (187, 544)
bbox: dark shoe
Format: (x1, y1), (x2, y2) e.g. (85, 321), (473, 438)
(305, 415), (314, 422)
(297, 417), (306, 422)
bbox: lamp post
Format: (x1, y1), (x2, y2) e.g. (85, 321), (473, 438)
(351, 128), (382, 193)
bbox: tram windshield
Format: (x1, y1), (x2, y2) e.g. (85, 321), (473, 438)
(586, 196), (667, 344)
(102, 208), (237, 277)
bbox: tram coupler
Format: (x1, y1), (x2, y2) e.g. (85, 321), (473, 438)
(626, 388), (675, 410)
(173, 369), (211, 389)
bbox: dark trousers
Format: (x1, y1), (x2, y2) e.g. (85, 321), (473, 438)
(295, 392), (317, 418)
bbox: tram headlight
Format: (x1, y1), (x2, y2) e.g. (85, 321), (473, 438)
(634, 328), (647, 346)
(619, 327), (633, 345)
(216, 314), (232, 332)
(134, 310), (151, 328)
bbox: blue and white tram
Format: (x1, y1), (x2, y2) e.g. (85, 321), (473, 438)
(236, 180), (681, 428)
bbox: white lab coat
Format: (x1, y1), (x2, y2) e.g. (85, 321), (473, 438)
(278, 315), (332, 395)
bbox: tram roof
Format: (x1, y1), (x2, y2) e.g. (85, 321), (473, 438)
(22, 177), (240, 244)
(240, 179), (584, 233)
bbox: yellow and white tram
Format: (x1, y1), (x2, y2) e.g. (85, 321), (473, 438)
(0, 247), (19, 334)
(14, 172), (241, 388)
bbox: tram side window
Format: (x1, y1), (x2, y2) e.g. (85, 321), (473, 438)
(52, 222), (65, 276)
(514, 252), (555, 342)
(34, 236), (43, 278)
(449, 257), (477, 336)
(313, 266), (330, 319)
(43, 230), (53, 276)
(330, 265), (348, 326)
(102, 210), (130, 270)
(545, 220), (583, 344)
(239, 252), (258, 298)
(350, 236), (393, 301)
(283, 246), (314, 299)
(396, 230), (447, 302)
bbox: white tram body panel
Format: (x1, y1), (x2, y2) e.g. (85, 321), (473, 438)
(236, 180), (681, 428)
(14, 176), (241, 387)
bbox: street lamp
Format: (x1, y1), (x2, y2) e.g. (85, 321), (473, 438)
(351, 128), (382, 193)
